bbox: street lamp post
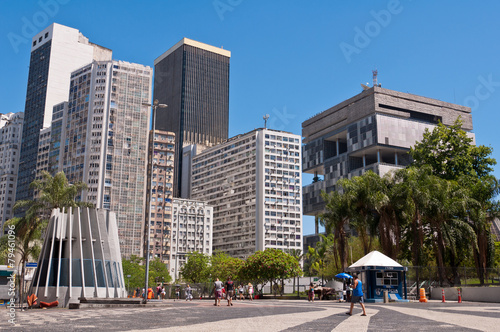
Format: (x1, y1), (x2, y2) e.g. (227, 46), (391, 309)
(142, 99), (167, 304)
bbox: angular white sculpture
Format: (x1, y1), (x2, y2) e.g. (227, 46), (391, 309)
(31, 208), (126, 307)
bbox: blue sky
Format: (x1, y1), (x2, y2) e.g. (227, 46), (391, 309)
(1, 0), (500, 236)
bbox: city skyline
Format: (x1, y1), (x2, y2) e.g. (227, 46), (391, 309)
(2, 1), (500, 235)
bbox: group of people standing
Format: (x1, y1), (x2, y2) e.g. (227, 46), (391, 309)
(213, 277), (254, 306)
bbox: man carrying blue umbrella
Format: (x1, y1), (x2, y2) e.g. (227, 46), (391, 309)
(346, 274), (367, 316)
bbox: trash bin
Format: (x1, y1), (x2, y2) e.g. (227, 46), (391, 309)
(383, 290), (389, 303)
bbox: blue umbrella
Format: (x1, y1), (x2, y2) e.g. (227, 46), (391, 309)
(335, 273), (352, 279)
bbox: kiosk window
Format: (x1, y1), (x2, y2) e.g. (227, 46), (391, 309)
(376, 272), (398, 286)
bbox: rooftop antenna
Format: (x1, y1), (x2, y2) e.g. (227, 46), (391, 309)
(372, 69), (381, 87)
(361, 83), (370, 90)
(263, 114), (270, 128)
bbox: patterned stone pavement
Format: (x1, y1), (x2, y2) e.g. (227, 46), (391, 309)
(1, 299), (499, 331)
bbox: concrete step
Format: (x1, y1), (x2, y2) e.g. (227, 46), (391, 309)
(69, 301), (173, 309)
(78, 297), (142, 305)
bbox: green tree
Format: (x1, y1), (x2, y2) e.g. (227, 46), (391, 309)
(411, 119), (499, 285)
(122, 255), (146, 292)
(410, 119), (495, 181)
(494, 242), (500, 268)
(244, 249), (302, 295)
(307, 234), (336, 282)
(5, 171), (91, 307)
(339, 172), (382, 255)
(149, 257), (172, 286)
(14, 171), (92, 215)
(288, 249), (304, 295)
(181, 251), (210, 284)
(320, 190), (350, 271)
(210, 251), (245, 282)
(368, 172), (402, 260)
(393, 166), (434, 285)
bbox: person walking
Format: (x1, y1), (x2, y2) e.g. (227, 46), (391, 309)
(346, 274), (367, 316)
(213, 278), (223, 306)
(185, 284), (193, 301)
(225, 276), (235, 306)
(308, 282), (315, 302)
(238, 284), (244, 300)
(161, 286), (166, 300)
(248, 283), (254, 301)
(156, 284), (162, 299)
(175, 286), (181, 301)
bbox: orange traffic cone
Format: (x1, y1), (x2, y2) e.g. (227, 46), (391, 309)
(419, 288), (428, 303)
(458, 288), (462, 303)
(441, 289), (445, 303)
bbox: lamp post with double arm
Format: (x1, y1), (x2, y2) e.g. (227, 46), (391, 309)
(142, 99), (167, 303)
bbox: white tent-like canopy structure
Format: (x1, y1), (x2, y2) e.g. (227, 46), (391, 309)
(346, 250), (408, 302)
(347, 250), (405, 271)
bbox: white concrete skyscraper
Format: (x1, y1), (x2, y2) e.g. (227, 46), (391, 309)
(187, 128), (303, 259)
(0, 112), (24, 230)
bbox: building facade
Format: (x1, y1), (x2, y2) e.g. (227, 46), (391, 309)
(153, 38), (230, 197)
(302, 86), (474, 216)
(16, 23), (111, 204)
(189, 128), (303, 259)
(0, 112), (23, 230)
(35, 127), (51, 180)
(171, 198), (213, 281)
(57, 60), (152, 259)
(144, 130), (175, 264)
(47, 102), (69, 176)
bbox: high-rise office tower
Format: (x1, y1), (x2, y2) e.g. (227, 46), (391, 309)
(153, 38), (230, 197)
(16, 23), (111, 204)
(60, 60), (152, 258)
(0, 112), (23, 230)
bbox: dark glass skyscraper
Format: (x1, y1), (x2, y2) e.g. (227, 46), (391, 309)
(153, 38), (230, 197)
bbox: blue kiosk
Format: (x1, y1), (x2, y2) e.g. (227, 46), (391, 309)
(347, 251), (408, 303)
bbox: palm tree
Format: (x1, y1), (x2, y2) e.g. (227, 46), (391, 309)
(320, 190), (350, 272)
(288, 249), (304, 297)
(370, 172), (402, 260)
(9, 171), (92, 308)
(392, 166), (434, 286)
(461, 174), (500, 285)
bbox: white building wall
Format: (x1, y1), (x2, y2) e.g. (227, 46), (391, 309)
(170, 198), (213, 281)
(0, 112), (23, 230)
(60, 60), (152, 259)
(190, 128), (303, 259)
(31, 23), (112, 129)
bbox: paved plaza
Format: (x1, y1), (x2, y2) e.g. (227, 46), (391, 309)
(2, 299), (499, 331)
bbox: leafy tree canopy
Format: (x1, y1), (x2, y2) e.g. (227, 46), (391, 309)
(244, 248), (302, 286)
(210, 251), (245, 282)
(410, 119), (496, 180)
(181, 251), (211, 284)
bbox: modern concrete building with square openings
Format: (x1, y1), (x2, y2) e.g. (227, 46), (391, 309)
(302, 86), (474, 217)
